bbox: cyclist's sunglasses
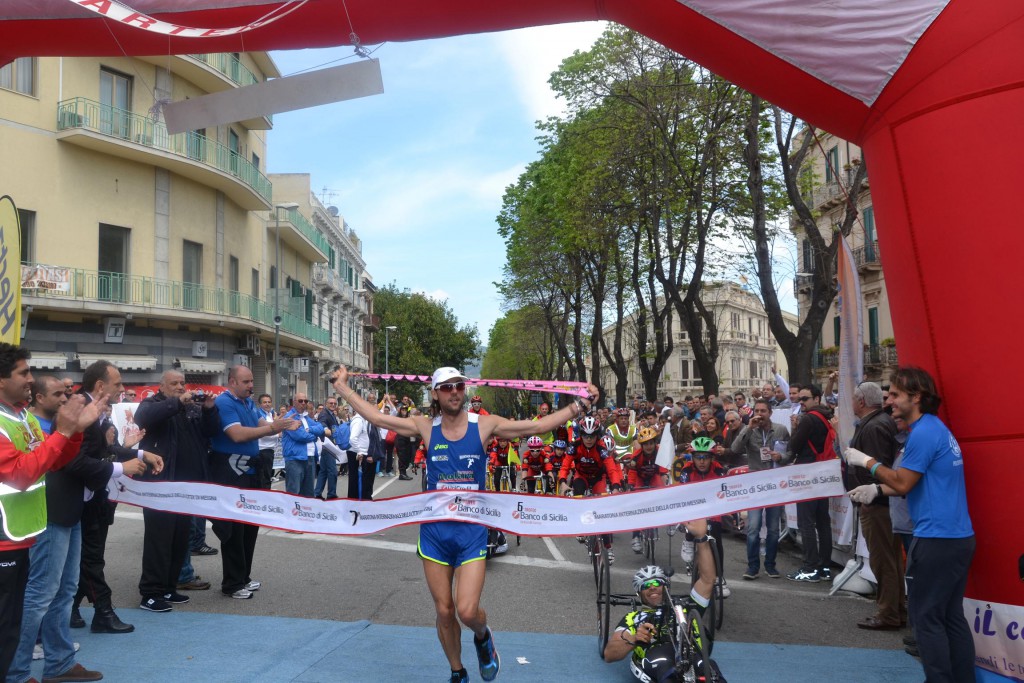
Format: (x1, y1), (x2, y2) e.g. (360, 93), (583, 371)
(692, 453), (712, 460)
(436, 382), (466, 393)
(641, 579), (666, 590)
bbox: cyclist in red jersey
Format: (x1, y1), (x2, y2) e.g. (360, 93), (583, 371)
(547, 439), (568, 477)
(677, 436), (731, 596)
(626, 427), (670, 553)
(487, 436), (518, 491)
(519, 436), (550, 493)
(469, 395), (490, 416)
(558, 417), (623, 563)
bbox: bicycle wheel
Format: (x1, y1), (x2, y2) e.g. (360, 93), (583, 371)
(645, 529), (657, 564)
(713, 576), (725, 631)
(589, 536), (601, 587)
(596, 544), (611, 659)
(687, 610), (714, 682)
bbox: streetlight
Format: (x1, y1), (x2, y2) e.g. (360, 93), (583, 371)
(384, 325), (397, 398)
(273, 201), (299, 407)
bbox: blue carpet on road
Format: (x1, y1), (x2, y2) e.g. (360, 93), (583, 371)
(44, 608), (923, 682)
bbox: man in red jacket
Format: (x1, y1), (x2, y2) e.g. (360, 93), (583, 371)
(0, 344), (106, 680)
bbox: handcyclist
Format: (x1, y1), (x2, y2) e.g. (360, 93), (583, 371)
(487, 436), (518, 491)
(604, 519), (727, 682)
(518, 436), (550, 493)
(332, 365), (599, 683)
(608, 408), (639, 464)
(558, 416), (624, 563)
(626, 427), (670, 554)
(677, 437), (730, 597)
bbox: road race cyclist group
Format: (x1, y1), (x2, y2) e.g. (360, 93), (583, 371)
(333, 367), (734, 682)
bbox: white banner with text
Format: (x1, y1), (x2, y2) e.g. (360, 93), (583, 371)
(108, 460), (844, 536)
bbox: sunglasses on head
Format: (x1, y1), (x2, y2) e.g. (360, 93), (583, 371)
(436, 382), (466, 393)
(641, 579), (665, 590)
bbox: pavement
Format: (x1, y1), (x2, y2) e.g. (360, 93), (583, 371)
(36, 607), (925, 683)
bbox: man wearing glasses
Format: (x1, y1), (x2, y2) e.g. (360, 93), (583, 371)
(282, 393), (325, 498)
(784, 385), (835, 583)
(331, 365), (599, 683)
(603, 519), (726, 682)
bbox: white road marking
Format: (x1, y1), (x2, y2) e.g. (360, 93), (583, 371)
(542, 536), (567, 563)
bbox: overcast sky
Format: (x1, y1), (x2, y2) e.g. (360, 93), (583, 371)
(267, 23), (796, 342)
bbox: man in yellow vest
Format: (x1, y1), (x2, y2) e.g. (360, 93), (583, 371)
(0, 345), (105, 681)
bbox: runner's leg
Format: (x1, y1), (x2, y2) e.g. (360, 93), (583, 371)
(422, 558), (463, 670)
(453, 559), (488, 638)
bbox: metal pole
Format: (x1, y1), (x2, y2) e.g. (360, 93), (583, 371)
(274, 206), (281, 407)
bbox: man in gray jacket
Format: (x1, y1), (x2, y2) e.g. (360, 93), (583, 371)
(730, 398), (789, 580)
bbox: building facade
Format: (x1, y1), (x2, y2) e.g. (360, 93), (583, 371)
(1, 54), (342, 401)
(791, 132), (896, 384)
(599, 282), (798, 399)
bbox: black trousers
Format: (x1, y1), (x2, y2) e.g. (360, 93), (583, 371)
(257, 448), (275, 490)
(383, 442), (395, 473)
(211, 471), (260, 594)
(397, 446), (413, 476)
(346, 452), (376, 500)
(75, 509), (113, 611)
(907, 536), (976, 683)
(0, 547), (30, 680)
(796, 498), (832, 570)
(139, 508), (191, 598)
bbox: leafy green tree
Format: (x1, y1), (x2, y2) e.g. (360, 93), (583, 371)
(370, 283), (479, 401)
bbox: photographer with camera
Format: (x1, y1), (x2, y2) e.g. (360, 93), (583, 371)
(134, 371), (221, 612)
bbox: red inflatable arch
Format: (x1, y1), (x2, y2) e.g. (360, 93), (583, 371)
(3, 0), (1022, 672)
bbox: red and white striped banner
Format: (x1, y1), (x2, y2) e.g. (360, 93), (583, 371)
(67, 0), (306, 38)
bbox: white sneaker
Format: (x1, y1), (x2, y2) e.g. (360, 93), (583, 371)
(246, 580), (261, 591)
(493, 543), (509, 556)
(680, 540), (694, 563)
(230, 588), (254, 599)
(631, 537), (643, 554)
(606, 548), (615, 565)
(720, 580), (731, 598)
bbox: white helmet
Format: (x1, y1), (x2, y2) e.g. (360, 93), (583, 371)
(632, 565), (669, 594)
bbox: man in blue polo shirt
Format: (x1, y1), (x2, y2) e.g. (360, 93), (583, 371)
(209, 366), (297, 599)
(846, 366), (974, 683)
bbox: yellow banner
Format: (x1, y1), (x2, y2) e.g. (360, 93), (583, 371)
(0, 197), (22, 344)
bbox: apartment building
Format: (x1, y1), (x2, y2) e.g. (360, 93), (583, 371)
(792, 132), (896, 384)
(1, 53), (334, 399)
(599, 282), (798, 398)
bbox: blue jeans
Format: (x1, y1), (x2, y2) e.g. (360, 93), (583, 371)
(285, 458), (314, 497)
(314, 451), (338, 499)
(189, 515), (208, 551)
(178, 520), (195, 584)
(8, 523), (81, 683)
(745, 506), (781, 573)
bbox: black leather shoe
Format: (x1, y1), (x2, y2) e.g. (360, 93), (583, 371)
(91, 608), (135, 634)
(70, 606), (86, 629)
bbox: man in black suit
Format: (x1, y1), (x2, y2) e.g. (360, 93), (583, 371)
(71, 360), (161, 634)
(134, 370), (219, 613)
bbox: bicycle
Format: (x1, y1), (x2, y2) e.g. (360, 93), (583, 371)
(641, 526), (660, 564)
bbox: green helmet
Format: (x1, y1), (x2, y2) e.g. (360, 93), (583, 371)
(690, 436), (716, 453)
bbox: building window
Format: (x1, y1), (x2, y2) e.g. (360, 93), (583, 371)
(802, 239), (813, 272)
(833, 316), (841, 347)
(251, 268), (259, 298)
(0, 58), (35, 96)
(183, 240), (203, 310)
(869, 307), (879, 347)
(730, 312), (740, 329)
(98, 224), (130, 302)
(693, 361), (701, 381)
(18, 209), (35, 263)
(99, 68), (132, 138)
(228, 129), (240, 175)
(731, 358), (742, 379)
(269, 265), (277, 290)
(825, 145), (839, 183)
(863, 207), (876, 260)
(229, 256), (239, 292)
(680, 358), (689, 380)
(251, 152), (260, 171)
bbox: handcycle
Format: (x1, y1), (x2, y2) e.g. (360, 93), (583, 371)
(598, 548), (719, 681)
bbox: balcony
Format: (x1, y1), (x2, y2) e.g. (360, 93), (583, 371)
(56, 98), (272, 210)
(794, 273), (814, 294)
(812, 343), (898, 370)
(364, 314), (381, 333)
(21, 262), (329, 348)
(312, 263), (340, 292)
(270, 208), (330, 263)
(802, 166), (869, 211)
(853, 241), (882, 272)
(137, 54), (272, 129)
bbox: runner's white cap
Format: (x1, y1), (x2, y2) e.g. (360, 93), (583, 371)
(431, 367), (468, 389)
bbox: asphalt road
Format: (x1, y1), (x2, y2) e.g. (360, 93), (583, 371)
(100, 472), (910, 654)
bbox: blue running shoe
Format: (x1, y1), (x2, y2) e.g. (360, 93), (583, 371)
(474, 628), (500, 681)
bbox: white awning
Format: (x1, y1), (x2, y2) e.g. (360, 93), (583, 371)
(29, 351), (68, 370)
(175, 359), (226, 374)
(76, 353), (158, 371)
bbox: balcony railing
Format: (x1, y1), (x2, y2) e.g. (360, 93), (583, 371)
(794, 273), (814, 294)
(56, 97), (272, 205)
(853, 241), (881, 269)
(312, 263), (340, 290)
(188, 53), (259, 88)
(282, 208), (331, 256)
(21, 263), (329, 346)
(812, 343), (897, 370)
(802, 166), (868, 209)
